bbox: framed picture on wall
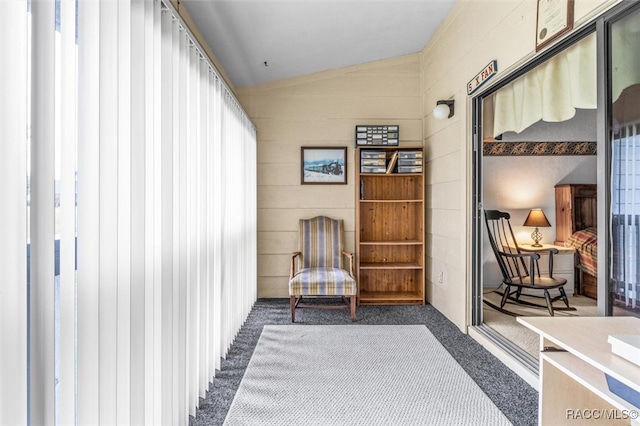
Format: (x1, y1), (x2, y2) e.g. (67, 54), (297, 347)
(301, 147), (347, 185)
(536, 0), (574, 51)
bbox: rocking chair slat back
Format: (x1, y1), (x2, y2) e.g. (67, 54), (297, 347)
(485, 210), (530, 283)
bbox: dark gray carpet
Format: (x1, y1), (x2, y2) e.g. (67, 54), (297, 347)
(190, 299), (538, 426)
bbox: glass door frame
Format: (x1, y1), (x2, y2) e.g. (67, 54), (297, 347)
(601, 1), (640, 314)
(471, 0), (640, 328)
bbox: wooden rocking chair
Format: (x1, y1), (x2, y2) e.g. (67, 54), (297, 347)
(484, 210), (571, 316)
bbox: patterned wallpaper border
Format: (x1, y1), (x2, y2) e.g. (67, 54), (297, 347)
(483, 141), (597, 156)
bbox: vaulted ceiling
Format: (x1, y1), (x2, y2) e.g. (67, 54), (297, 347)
(181, 0), (457, 88)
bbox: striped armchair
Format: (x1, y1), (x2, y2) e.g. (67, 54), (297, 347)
(289, 216), (357, 322)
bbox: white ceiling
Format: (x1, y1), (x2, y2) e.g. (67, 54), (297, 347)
(181, 0), (457, 88)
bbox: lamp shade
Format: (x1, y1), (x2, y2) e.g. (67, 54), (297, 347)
(523, 208), (551, 227)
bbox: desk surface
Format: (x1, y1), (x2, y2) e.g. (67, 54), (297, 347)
(518, 316), (640, 392)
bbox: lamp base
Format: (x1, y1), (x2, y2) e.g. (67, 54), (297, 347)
(531, 227), (543, 247)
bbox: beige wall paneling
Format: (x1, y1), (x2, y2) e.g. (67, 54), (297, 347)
(252, 118), (422, 143)
(239, 54), (422, 298)
(258, 208), (356, 232)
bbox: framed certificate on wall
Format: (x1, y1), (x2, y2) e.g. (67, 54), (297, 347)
(536, 0), (574, 51)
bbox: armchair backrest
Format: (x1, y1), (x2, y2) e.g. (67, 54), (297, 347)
(299, 216), (344, 269)
(484, 210), (531, 281)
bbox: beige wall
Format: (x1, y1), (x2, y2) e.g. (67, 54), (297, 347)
(237, 55), (423, 298)
(420, 0), (619, 330)
(230, 0), (621, 329)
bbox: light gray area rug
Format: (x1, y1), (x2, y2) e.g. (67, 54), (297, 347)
(223, 324), (512, 426)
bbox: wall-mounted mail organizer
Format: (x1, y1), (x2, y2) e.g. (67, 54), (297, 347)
(355, 125), (399, 146)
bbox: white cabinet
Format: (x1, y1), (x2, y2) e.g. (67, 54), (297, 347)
(519, 317), (640, 426)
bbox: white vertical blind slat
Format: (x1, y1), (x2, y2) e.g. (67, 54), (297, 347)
(205, 65), (214, 387)
(59, 0), (78, 423)
(117, 0), (133, 423)
(151, 1), (164, 423)
(77, 0), (101, 423)
(226, 100), (235, 343)
(207, 71), (219, 378)
(175, 28), (189, 424)
(30, 0), (57, 423)
(159, 7), (175, 424)
(130, 0), (147, 424)
(633, 131), (636, 243)
(177, 24), (189, 425)
(98, 0), (119, 423)
(143, 1), (161, 424)
(205, 70), (213, 380)
(0, 1), (28, 424)
(220, 94), (228, 355)
(211, 75), (223, 373)
(187, 44), (200, 417)
(170, 18), (185, 426)
(199, 58), (210, 399)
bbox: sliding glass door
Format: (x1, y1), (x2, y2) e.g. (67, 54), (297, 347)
(471, 1), (640, 363)
(610, 7), (640, 316)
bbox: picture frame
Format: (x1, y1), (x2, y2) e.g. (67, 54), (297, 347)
(536, 0), (574, 51)
(301, 147), (347, 185)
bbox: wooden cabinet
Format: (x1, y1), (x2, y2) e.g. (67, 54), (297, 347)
(554, 183), (598, 299)
(554, 184), (597, 246)
(355, 147), (425, 305)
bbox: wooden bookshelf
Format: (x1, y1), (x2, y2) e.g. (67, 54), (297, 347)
(355, 147), (425, 305)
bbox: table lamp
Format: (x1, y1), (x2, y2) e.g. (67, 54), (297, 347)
(523, 208), (551, 247)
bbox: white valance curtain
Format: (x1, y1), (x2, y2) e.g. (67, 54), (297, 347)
(490, 33), (597, 138)
(0, 0), (257, 424)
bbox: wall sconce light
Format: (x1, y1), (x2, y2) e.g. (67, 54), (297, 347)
(433, 99), (455, 120)
(523, 208), (551, 247)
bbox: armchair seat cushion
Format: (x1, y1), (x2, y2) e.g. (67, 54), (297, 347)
(289, 267), (357, 296)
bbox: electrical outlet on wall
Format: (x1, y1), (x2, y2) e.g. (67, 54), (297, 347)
(438, 271), (444, 284)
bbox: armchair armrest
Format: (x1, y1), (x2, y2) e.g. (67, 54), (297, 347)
(342, 250), (355, 278)
(290, 251), (301, 279)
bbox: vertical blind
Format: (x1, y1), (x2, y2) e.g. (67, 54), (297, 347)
(612, 123), (640, 310)
(0, 0), (257, 424)
(0, 1), (29, 425)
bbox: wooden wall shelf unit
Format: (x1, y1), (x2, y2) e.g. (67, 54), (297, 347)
(355, 147), (425, 305)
